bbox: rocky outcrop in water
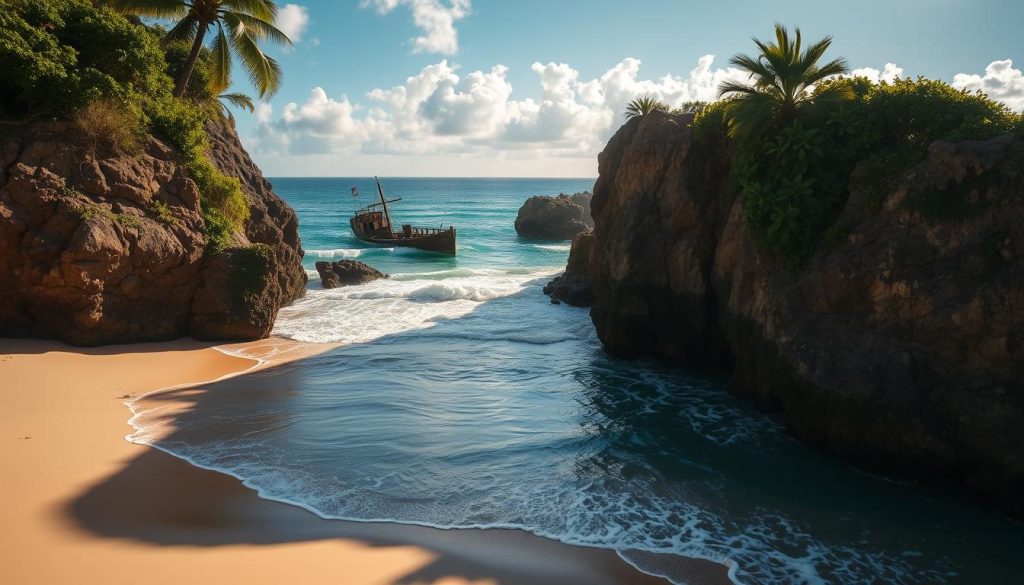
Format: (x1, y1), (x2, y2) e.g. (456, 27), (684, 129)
(575, 110), (1024, 516)
(515, 192), (593, 240)
(543, 230), (595, 306)
(0, 119), (305, 344)
(316, 260), (388, 288)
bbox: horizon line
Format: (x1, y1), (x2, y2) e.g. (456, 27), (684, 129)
(266, 176), (599, 180)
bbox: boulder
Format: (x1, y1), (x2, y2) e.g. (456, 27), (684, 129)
(0, 119), (306, 345)
(514, 192), (593, 240)
(316, 260), (388, 288)
(582, 110), (1024, 516)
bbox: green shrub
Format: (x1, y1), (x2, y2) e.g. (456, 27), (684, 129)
(149, 200), (176, 224)
(163, 40), (219, 108)
(148, 89), (249, 234)
(202, 208), (235, 254)
(149, 95), (208, 157)
(725, 75), (1023, 265)
(691, 100), (730, 144)
(0, 0), (168, 117)
(76, 202), (143, 228)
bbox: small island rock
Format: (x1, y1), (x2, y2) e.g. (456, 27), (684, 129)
(514, 192), (593, 240)
(316, 260), (388, 289)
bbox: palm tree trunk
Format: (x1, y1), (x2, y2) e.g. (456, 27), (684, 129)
(173, 23), (209, 98)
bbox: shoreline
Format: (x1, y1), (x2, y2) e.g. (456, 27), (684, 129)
(0, 336), (731, 585)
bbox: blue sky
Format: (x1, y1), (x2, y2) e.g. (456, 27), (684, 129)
(219, 0), (1023, 177)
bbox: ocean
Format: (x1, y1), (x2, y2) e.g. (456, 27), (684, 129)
(130, 178), (1021, 584)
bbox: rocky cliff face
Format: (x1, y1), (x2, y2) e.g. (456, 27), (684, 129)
(0, 119), (305, 345)
(576, 111), (1024, 515)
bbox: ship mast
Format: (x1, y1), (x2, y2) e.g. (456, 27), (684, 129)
(374, 176), (393, 232)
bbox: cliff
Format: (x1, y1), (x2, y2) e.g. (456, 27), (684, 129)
(0, 119), (306, 345)
(569, 111), (1024, 515)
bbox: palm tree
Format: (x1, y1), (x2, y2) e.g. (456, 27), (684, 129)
(718, 24), (852, 138)
(624, 96), (668, 120)
(106, 0), (291, 99)
(218, 92), (253, 123)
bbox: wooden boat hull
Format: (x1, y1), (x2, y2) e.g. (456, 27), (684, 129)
(351, 222), (457, 255)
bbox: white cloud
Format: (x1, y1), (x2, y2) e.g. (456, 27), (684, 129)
(849, 62), (904, 84)
(251, 55), (1024, 175)
(254, 102), (273, 124)
(249, 55), (751, 160)
(952, 59), (1024, 112)
(275, 4), (309, 43)
(361, 0), (470, 55)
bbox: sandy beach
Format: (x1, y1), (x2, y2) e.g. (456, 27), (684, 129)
(0, 337), (731, 585)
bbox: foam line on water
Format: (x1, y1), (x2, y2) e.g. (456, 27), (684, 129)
(273, 269), (559, 344)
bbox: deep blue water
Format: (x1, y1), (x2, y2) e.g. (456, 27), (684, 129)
(132, 178), (1021, 584)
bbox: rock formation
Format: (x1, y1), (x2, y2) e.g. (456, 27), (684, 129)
(543, 230), (595, 307)
(0, 119), (306, 344)
(574, 110), (1024, 516)
(514, 192), (593, 240)
(316, 260), (388, 288)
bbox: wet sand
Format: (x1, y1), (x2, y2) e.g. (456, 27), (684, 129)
(0, 337), (731, 585)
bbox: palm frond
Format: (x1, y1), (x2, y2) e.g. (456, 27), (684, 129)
(225, 12), (282, 98)
(209, 24), (232, 94)
(104, 0), (188, 19)
(226, 11), (293, 45)
(624, 96), (668, 120)
(220, 92), (255, 112)
(162, 13), (199, 44)
(221, 0), (278, 21)
(721, 24), (852, 137)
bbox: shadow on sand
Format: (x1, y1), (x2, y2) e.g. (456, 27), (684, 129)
(60, 281), (731, 585)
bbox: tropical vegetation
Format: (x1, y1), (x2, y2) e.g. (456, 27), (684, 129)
(105, 0), (290, 99)
(0, 0), (290, 252)
(719, 24), (852, 139)
(624, 96), (668, 120)
(691, 25), (1024, 265)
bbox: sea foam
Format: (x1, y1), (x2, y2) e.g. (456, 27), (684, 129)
(272, 267), (559, 344)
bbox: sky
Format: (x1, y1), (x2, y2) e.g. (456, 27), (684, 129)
(213, 0), (1023, 177)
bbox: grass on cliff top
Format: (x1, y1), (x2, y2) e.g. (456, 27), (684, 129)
(0, 0), (249, 244)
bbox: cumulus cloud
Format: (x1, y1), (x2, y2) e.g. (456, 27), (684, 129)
(952, 59), (1024, 112)
(361, 0), (470, 55)
(249, 55), (751, 159)
(275, 4), (310, 43)
(849, 62), (904, 84)
(251, 55), (1024, 166)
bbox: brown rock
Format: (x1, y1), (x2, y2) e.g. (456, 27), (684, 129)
(583, 110), (1024, 517)
(543, 230), (596, 307)
(515, 192), (593, 240)
(0, 119), (306, 345)
(316, 260), (388, 288)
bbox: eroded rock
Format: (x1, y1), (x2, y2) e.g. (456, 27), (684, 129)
(316, 260), (388, 288)
(514, 192), (593, 240)
(543, 230), (595, 307)
(0, 119), (306, 344)
(583, 110), (1024, 516)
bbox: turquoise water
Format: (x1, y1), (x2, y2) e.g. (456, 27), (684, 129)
(133, 178), (1021, 584)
